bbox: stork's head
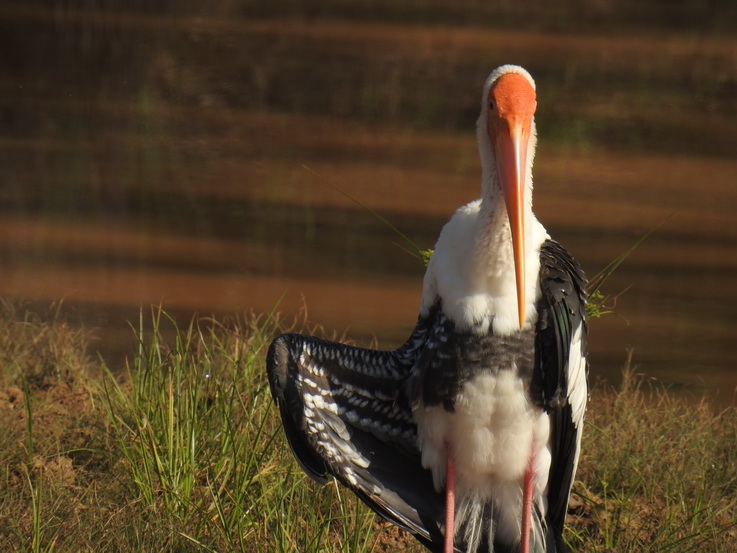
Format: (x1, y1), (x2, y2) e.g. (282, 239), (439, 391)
(477, 65), (537, 329)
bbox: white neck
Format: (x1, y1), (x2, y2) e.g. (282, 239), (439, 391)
(420, 72), (547, 336)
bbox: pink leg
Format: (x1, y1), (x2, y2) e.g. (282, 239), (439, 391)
(519, 449), (536, 553)
(444, 442), (455, 553)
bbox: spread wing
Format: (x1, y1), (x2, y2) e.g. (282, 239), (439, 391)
(266, 320), (448, 550)
(534, 239), (588, 551)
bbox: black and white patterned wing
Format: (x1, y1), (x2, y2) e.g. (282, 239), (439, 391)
(534, 239), (588, 551)
(266, 327), (446, 549)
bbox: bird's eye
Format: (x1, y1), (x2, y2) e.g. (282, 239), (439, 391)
(488, 99), (495, 111)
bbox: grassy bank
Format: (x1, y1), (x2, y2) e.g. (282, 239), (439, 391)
(0, 305), (735, 552)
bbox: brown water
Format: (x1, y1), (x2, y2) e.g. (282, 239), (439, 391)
(2, 2), (736, 402)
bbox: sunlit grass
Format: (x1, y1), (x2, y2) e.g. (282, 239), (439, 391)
(0, 305), (396, 552)
(0, 305), (734, 552)
(571, 352), (737, 552)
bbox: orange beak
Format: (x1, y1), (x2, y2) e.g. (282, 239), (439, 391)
(491, 115), (531, 329)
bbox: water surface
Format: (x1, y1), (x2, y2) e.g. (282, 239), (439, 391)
(2, 2), (736, 402)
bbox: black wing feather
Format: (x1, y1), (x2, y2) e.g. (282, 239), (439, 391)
(266, 325), (449, 550)
(534, 239), (588, 551)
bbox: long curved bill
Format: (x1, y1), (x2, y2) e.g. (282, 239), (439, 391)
(493, 117), (531, 329)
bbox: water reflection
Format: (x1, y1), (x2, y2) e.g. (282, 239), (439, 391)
(1, 2), (736, 402)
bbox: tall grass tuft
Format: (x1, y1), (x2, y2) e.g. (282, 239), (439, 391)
(100, 307), (386, 552)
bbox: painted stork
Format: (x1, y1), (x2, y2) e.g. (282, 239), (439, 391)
(266, 65), (587, 553)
